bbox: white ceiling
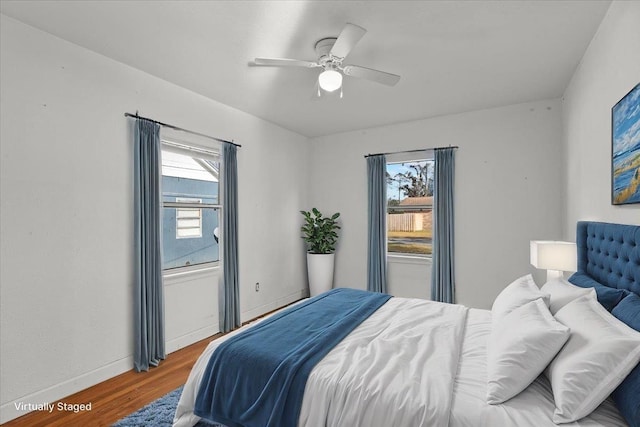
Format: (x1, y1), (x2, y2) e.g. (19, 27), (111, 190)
(0, 0), (611, 138)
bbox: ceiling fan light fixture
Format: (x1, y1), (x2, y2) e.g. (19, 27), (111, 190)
(254, 23), (401, 95)
(318, 69), (342, 92)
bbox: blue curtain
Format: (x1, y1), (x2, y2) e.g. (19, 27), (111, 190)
(431, 147), (456, 303)
(221, 142), (240, 333)
(367, 155), (388, 293)
(133, 119), (165, 372)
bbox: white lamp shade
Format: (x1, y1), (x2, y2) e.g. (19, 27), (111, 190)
(318, 69), (342, 92)
(530, 241), (577, 272)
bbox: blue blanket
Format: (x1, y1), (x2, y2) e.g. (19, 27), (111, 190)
(194, 288), (391, 427)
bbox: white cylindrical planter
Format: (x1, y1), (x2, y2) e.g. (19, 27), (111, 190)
(307, 253), (335, 297)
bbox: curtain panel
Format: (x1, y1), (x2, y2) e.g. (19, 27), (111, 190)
(133, 118), (165, 372)
(221, 142), (240, 333)
(431, 147), (456, 303)
(367, 155), (388, 294)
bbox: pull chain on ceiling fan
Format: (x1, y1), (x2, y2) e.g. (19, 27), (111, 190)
(253, 23), (401, 96)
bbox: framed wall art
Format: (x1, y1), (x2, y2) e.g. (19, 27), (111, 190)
(612, 82), (640, 205)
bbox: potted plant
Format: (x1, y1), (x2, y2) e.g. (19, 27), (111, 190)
(300, 208), (341, 296)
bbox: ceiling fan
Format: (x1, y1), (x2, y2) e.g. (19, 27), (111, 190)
(253, 23), (401, 97)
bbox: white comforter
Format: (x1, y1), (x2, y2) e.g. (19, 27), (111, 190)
(174, 297), (468, 427)
(174, 298), (628, 427)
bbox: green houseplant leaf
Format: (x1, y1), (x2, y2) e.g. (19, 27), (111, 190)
(300, 208), (341, 254)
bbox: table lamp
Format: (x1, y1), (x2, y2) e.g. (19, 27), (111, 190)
(530, 240), (577, 281)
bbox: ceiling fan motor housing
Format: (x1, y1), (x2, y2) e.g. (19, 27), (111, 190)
(315, 37), (338, 67)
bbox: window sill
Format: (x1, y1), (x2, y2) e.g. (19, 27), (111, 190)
(388, 254), (432, 265)
(163, 263), (220, 286)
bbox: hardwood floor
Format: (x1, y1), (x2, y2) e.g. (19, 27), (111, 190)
(2, 333), (222, 427)
(2, 301), (297, 427)
(2, 300), (303, 427)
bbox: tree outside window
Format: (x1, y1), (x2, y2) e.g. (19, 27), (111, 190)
(386, 160), (434, 256)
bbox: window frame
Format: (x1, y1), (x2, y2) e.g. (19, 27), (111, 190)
(386, 155), (434, 262)
(160, 133), (222, 273)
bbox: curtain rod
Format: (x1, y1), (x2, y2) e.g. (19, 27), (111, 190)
(124, 112), (241, 148)
(364, 146), (458, 158)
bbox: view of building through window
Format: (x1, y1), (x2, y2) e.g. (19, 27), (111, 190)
(175, 197), (203, 239)
(161, 149), (219, 270)
(386, 159), (434, 256)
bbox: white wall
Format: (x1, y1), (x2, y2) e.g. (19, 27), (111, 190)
(0, 16), (309, 423)
(309, 99), (564, 309)
(562, 0), (640, 237)
(4, 1), (636, 423)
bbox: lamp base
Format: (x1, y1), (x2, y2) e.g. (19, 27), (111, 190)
(546, 270), (564, 281)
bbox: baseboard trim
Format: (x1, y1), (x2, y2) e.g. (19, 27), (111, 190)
(241, 288), (308, 322)
(165, 323), (220, 354)
(1, 291), (307, 424)
(0, 326), (221, 424)
(0, 356), (133, 424)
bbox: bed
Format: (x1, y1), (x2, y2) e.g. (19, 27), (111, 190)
(173, 221), (640, 427)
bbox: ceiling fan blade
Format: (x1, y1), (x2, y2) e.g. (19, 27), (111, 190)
(254, 58), (319, 68)
(330, 23), (367, 59)
(342, 65), (401, 86)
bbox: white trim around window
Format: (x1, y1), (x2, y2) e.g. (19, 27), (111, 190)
(388, 253), (432, 265)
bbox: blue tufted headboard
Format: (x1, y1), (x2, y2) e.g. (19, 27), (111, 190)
(575, 221), (640, 297)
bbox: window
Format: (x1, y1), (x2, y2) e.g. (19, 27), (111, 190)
(176, 198), (202, 239)
(386, 158), (434, 257)
(161, 145), (220, 270)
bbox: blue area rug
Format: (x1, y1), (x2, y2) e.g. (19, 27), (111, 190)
(112, 386), (220, 427)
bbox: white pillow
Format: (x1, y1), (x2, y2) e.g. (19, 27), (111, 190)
(545, 295), (640, 424)
(486, 298), (570, 404)
(540, 278), (597, 314)
(491, 274), (550, 325)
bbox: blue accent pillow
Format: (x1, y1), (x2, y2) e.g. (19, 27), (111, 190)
(614, 293), (640, 330)
(612, 293), (640, 427)
(568, 272), (629, 311)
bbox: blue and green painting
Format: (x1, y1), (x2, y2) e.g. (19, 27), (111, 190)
(612, 83), (640, 205)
